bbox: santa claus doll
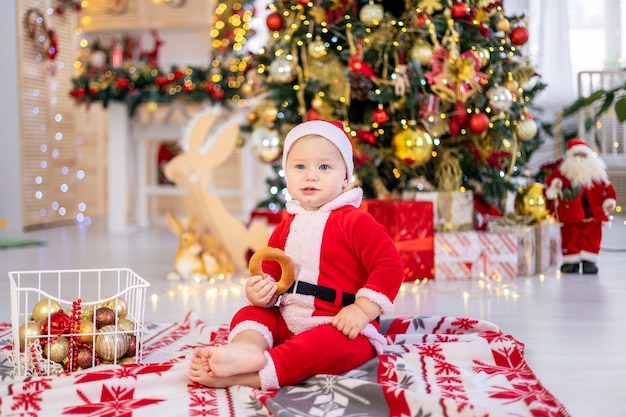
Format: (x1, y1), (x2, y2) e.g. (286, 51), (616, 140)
(545, 139), (617, 274)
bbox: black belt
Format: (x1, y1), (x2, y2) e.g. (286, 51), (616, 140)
(285, 281), (355, 306)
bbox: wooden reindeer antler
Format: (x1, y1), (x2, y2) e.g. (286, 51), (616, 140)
(164, 107), (270, 272)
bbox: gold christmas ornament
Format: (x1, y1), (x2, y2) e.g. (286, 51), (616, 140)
(307, 39), (327, 60)
(97, 296), (128, 320)
(269, 56), (296, 84)
(487, 86), (513, 112)
(117, 318), (136, 332)
(515, 183), (549, 221)
(44, 336), (69, 363)
(392, 127), (433, 166)
(75, 318), (96, 344)
(32, 298), (62, 322)
(259, 104), (279, 123)
(410, 39), (434, 67)
(17, 322), (41, 352)
(516, 118), (538, 141)
(95, 325), (130, 362)
(250, 126), (282, 163)
(359, 1), (384, 26)
(474, 47), (490, 68)
(496, 15), (510, 32)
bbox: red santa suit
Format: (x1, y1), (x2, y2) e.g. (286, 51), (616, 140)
(228, 187), (404, 389)
(545, 139), (616, 268)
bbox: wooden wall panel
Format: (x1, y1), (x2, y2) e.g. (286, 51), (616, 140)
(18, 1), (106, 228)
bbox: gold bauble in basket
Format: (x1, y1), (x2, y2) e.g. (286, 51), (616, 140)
(32, 298), (62, 322)
(95, 325), (130, 362)
(74, 318), (96, 344)
(17, 322), (42, 352)
(44, 336), (69, 363)
(117, 318), (136, 332)
(97, 296), (128, 320)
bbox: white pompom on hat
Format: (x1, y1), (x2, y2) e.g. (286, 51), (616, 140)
(282, 120), (354, 184)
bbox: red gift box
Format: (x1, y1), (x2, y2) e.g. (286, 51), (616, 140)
(249, 208), (290, 229)
(361, 199), (435, 281)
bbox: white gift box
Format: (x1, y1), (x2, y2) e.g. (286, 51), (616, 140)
(435, 231), (518, 280)
(487, 222), (536, 276)
(536, 219), (561, 272)
(403, 190), (474, 232)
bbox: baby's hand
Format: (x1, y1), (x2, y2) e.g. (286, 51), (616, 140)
(332, 304), (369, 339)
(246, 275), (278, 307)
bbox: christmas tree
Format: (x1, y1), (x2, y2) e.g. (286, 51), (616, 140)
(244, 0), (546, 211)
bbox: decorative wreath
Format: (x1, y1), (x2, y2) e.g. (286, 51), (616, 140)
(24, 8), (58, 60)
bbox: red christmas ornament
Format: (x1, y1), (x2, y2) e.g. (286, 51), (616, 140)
(212, 87), (225, 100)
(306, 108), (320, 121)
(40, 310), (72, 336)
(372, 108), (390, 124)
(415, 12), (430, 25)
(510, 27), (529, 46)
(156, 76), (169, 87)
(449, 101), (468, 137)
(356, 130), (377, 145)
(266, 12), (284, 32)
(451, 2), (468, 19)
(116, 78), (130, 89)
(467, 112), (490, 134)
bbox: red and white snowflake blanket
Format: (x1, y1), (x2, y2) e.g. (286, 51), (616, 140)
(0, 311), (570, 416)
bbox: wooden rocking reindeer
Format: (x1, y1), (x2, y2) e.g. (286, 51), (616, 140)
(164, 107), (270, 273)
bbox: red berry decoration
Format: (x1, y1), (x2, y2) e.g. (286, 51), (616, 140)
(510, 27), (529, 46)
(467, 113), (490, 134)
(451, 2), (468, 19)
(415, 12), (430, 25)
(266, 12), (284, 32)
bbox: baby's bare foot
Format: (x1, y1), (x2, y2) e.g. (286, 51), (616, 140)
(207, 343), (267, 377)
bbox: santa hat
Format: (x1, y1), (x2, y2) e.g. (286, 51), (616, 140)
(282, 120), (354, 184)
(566, 138), (592, 155)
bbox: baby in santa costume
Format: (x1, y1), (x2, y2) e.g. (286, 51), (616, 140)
(189, 120), (404, 389)
(545, 139), (617, 274)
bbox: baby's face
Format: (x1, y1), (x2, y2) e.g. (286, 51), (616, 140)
(284, 135), (348, 211)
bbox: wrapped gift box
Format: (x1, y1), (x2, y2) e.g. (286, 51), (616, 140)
(536, 218), (561, 272)
(361, 199), (434, 281)
(435, 231), (518, 280)
(403, 190), (474, 232)
(487, 220), (536, 276)
(249, 208), (290, 229)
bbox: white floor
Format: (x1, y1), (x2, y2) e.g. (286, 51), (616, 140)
(2, 216), (625, 416)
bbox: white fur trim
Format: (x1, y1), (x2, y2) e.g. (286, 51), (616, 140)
(228, 320), (274, 347)
(282, 120), (354, 184)
(562, 253), (581, 263)
(545, 178), (562, 200)
(580, 251), (598, 262)
(356, 287), (393, 315)
(259, 351), (280, 390)
(361, 323), (388, 354)
(603, 199), (617, 212)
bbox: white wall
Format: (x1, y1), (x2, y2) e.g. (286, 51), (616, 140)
(0, 1), (23, 235)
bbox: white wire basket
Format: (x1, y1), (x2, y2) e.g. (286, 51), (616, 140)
(8, 268), (150, 377)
